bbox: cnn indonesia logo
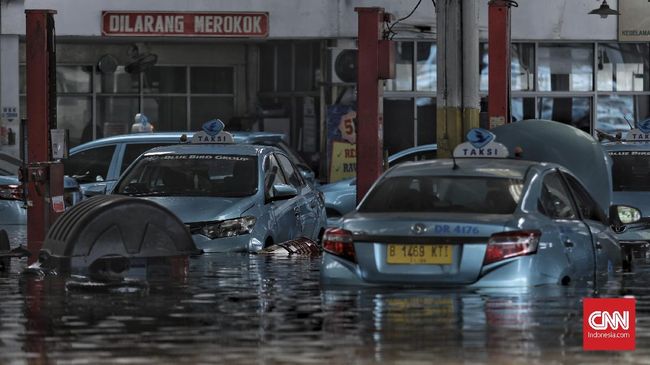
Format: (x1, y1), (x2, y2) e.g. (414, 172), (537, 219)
(583, 298), (636, 351)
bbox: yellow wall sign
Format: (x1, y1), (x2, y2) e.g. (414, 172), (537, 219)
(329, 141), (356, 183)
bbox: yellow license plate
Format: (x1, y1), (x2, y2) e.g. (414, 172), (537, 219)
(386, 244), (453, 264)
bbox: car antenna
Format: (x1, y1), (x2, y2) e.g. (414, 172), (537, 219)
(451, 153), (459, 170)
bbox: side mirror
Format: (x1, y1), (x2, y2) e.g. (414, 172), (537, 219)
(609, 205), (642, 227)
(269, 183), (298, 202)
(83, 184), (107, 198)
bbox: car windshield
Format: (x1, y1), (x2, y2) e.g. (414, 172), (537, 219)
(359, 176), (524, 214)
(114, 154), (258, 197)
(610, 151), (650, 191)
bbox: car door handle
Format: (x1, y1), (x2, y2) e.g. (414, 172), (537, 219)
(563, 239), (574, 248)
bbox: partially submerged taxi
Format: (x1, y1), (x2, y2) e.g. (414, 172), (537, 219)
(601, 121), (650, 259)
(111, 120), (327, 253)
(321, 128), (624, 287)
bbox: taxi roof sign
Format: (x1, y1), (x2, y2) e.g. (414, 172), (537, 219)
(190, 119), (235, 144)
(453, 128), (509, 158)
(624, 119), (650, 142)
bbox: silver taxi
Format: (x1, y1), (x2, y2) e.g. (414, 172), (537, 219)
(321, 129), (623, 287)
(111, 124), (326, 253)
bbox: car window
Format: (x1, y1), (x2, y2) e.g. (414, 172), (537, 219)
(64, 145), (116, 183)
(359, 176), (523, 214)
(121, 143), (171, 174)
(562, 173), (608, 224)
(115, 154), (258, 197)
(539, 172), (577, 220)
(264, 154), (287, 199)
(389, 150), (437, 167)
(275, 153), (304, 188)
(258, 140), (310, 169)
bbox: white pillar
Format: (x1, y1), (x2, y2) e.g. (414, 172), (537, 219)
(0, 35), (21, 159)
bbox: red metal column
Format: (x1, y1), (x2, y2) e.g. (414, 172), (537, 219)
(355, 7), (384, 204)
(25, 10), (57, 261)
(488, 1), (511, 128)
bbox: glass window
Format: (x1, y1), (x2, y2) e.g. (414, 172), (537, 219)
(538, 44), (593, 91)
(609, 151), (650, 191)
(189, 97), (234, 131)
(143, 96), (187, 132)
(277, 43), (292, 92)
(480, 43), (535, 92)
(538, 97), (591, 133)
(143, 66), (186, 93)
(264, 154), (288, 199)
(384, 98), (414, 155)
(120, 143), (170, 174)
(385, 41), (413, 91)
(359, 176), (523, 214)
(562, 173), (607, 224)
(58, 96), (92, 147)
(56, 66), (92, 93)
(260, 44), (275, 92)
(596, 95), (634, 135)
(416, 98), (436, 145)
(295, 42), (315, 91)
(96, 66), (139, 93)
(512, 97), (536, 122)
(597, 43), (650, 92)
(97, 96), (139, 137)
(276, 153), (304, 188)
(539, 172), (577, 220)
(115, 154), (258, 197)
(64, 145), (116, 183)
(190, 67), (234, 94)
(416, 42), (436, 91)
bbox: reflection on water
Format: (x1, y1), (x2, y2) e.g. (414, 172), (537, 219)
(0, 249), (649, 364)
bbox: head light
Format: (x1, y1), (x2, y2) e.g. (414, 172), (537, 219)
(200, 216), (257, 239)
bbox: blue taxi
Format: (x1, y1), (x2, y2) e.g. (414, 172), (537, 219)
(601, 120), (650, 262)
(321, 128), (624, 287)
(110, 121), (327, 253)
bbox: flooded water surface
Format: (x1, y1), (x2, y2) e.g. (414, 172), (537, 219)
(1, 248), (649, 364)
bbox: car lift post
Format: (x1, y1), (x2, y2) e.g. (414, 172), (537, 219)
(488, 0), (512, 128)
(25, 9), (62, 263)
(354, 7), (394, 203)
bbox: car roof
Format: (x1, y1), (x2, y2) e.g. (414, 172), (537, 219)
(387, 144), (437, 164)
(70, 131), (286, 152)
(385, 158), (546, 179)
(601, 141), (650, 151)
(141, 143), (276, 157)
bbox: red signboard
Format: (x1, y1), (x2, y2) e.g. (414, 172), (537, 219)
(102, 11), (269, 37)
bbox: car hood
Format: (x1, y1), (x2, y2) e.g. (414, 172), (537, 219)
(318, 178), (355, 193)
(141, 196), (255, 223)
(612, 192), (650, 216)
(493, 120), (612, 216)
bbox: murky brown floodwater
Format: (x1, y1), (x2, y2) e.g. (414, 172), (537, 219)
(1, 233), (649, 364)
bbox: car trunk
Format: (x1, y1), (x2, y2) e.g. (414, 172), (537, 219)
(343, 212), (515, 285)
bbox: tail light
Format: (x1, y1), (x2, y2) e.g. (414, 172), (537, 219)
(483, 230), (541, 265)
(0, 184), (23, 201)
(322, 228), (356, 263)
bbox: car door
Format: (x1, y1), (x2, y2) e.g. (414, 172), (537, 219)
(276, 153), (321, 240)
(538, 171), (595, 282)
(561, 171), (620, 278)
(264, 154), (301, 243)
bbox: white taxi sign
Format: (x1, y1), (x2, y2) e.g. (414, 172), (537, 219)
(453, 128), (509, 158)
(191, 131), (235, 144)
(190, 118), (235, 144)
